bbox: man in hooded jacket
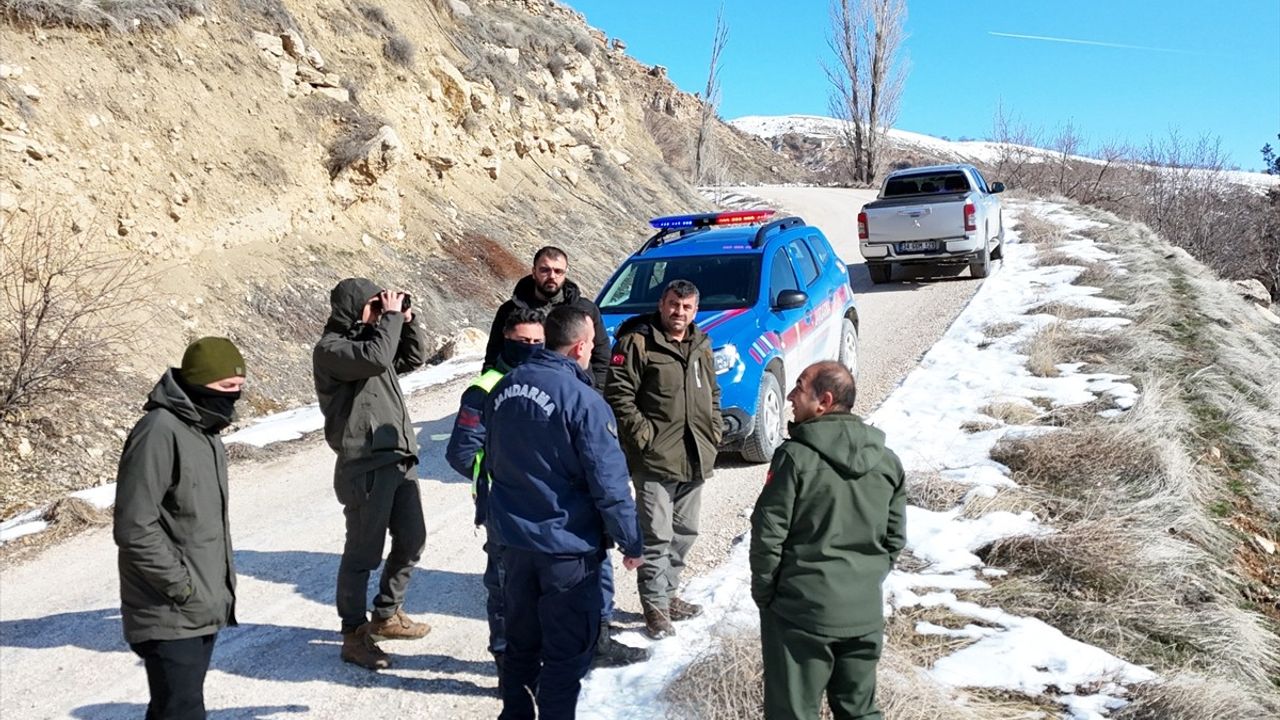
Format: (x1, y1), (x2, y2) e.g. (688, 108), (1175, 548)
(750, 361), (907, 720)
(114, 336), (246, 720)
(483, 246), (610, 389)
(313, 278), (431, 670)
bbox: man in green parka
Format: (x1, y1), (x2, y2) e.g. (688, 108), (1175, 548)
(314, 278), (431, 671)
(114, 336), (246, 720)
(750, 361), (907, 720)
(606, 279), (722, 639)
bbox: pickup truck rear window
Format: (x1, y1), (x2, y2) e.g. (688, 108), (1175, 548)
(883, 171), (971, 197)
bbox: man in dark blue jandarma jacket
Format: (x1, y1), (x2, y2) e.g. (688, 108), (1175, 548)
(484, 305), (644, 720)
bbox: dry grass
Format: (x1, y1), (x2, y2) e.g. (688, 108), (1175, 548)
(1073, 261), (1117, 288)
(1022, 322), (1127, 376)
(989, 427), (1162, 501)
(960, 419), (1001, 433)
(1028, 301), (1101, 321)
(1034, 249), (1089, 268)
(383, 33), (416, 67)
(907, 473), (971, 512)
(1013, 213), (1061, 245)
(979, 401), (1042, 425)
(0, 0), (205, 30)
(1114, 672), (1280, 720)
(665, 620), (991, 720)
(1023, 323), (1066, 377)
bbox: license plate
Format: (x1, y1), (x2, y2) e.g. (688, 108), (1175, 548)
(898, 241), (938, 253)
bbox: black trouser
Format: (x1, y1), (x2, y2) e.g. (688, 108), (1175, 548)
(129, 633), (217, 720)
(335, 461), (427, 632)
(499, 548), (602, 720)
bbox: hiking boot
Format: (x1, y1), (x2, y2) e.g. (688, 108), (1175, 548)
(341, 625), (391, 671)
(669, 597), (703, 622)
(593, 625), (651, 668)
(642, 602), (676, 640)
(367, 608), (431, 641)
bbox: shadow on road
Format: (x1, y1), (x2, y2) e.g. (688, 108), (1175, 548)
(412, 415), (470, 484)
(0, 607), (127, 654)
(234, 549), (486, 621)
(848, 262), (976, 294)
(71, 703), (309, 719)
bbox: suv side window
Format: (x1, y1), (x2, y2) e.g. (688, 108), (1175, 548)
(807, 235), (832, 270)
(769, 250), (800, 306)
(788, 240), (821, 286)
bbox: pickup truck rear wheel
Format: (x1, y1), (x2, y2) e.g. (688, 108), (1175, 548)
(741, 370), (784, 463)
(867, 263), (892, 284)
(970, 238), (991, 279)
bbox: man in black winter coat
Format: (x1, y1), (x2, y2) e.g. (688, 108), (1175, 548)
(114, 336), (245, 720)
(483, 246), (610, 389)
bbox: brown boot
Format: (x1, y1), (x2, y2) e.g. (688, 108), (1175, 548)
(642, 602), (676, 640)
(341, 625), (391, 670)
(669, 597), (703, 622)
(367, 608), (431, 641)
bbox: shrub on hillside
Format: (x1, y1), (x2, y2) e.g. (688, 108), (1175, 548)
(0, 211), (150, 419)
(0, 0), (205, 30)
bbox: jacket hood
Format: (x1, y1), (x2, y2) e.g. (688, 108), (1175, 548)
(326, 277), (381, 331)
(512, 275), (582, 307)
(787, 413), (887, 478)
(614, 312), (709, 347)
(144, 369), (203, 426)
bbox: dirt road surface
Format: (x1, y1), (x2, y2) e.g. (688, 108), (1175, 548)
(0, 187), (982, 719)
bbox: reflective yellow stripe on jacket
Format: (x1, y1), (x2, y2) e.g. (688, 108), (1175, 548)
(468, 369), (505, 498)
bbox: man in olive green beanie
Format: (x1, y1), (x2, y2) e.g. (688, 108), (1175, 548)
(750, 361), (906, 720)
(115, 336), (246, 720)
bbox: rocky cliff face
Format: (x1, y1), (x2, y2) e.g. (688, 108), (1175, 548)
(0, 0), (807, 515)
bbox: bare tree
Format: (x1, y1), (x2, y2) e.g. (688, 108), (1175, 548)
(693, 3), (729, 187)
(1051, 119), (1082, 196)
(824, 0), (908, 186)
(0, 210), (152, 418)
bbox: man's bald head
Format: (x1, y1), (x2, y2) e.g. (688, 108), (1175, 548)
(788, 361), (857, 422)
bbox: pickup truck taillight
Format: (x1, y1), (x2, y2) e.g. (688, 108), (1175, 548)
(963, 202), (977, 233)
(857, 211), (868, 240)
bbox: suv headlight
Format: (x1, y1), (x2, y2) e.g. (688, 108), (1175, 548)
(713, 345), (739, 375)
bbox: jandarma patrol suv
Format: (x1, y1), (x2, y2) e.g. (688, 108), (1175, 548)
(596, 210), (859, 462)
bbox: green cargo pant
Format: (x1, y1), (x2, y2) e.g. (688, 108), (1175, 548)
(634, 473), (703, 609)
(760, 608), (883, 720)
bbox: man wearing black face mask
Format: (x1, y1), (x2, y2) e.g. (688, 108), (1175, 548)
(114, 336), (245, 720)
(314, 277), (431, 671)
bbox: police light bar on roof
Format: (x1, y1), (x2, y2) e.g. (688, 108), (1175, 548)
(648, 209), (776, 230)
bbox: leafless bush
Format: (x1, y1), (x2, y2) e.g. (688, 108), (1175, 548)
(0, 0), (205, 31)
(0, 211), (152, 419)
(235, 0), (297, 31)
(384, 32), (416, 66)
(324, 110), (388, 178)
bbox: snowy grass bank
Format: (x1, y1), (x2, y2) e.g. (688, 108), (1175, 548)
(579, 200), (1258, 719)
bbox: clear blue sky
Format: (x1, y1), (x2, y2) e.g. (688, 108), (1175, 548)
(564, 1), (1280, 170)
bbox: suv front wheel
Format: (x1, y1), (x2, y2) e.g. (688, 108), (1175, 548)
(741, 370), (784, 463)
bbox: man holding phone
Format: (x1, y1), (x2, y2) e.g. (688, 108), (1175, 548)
(313, 278), (431, 670)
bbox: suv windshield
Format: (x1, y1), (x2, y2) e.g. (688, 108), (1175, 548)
(883, 170), (971, 197)
(598, 254), (761, 313)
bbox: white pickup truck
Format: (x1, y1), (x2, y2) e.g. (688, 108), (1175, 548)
(857, 164), (1006, 283)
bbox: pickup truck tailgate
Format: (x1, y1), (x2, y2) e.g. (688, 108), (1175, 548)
(865, 197), (965, 244)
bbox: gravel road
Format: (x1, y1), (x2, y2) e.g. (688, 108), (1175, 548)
(0, 187), (982, 719)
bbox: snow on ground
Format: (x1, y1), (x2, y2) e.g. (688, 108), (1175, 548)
(578, 201), (1156, 719)
(729, 114), (1280, 190)
(0, 357), (481, 544)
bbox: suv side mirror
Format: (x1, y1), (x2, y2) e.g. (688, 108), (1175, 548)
(774, 289), (808, 311)
(990, 182), (1006, 194)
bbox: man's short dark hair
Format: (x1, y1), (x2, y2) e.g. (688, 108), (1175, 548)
(662, 279), (700, 301)
(807, 361), (857, 411)
(503, 307), (545, 335)
(545, 306), (591, 351)
(533, 246), (568, 265)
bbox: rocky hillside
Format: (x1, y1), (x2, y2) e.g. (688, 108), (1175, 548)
(0, 0), (806, 519)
